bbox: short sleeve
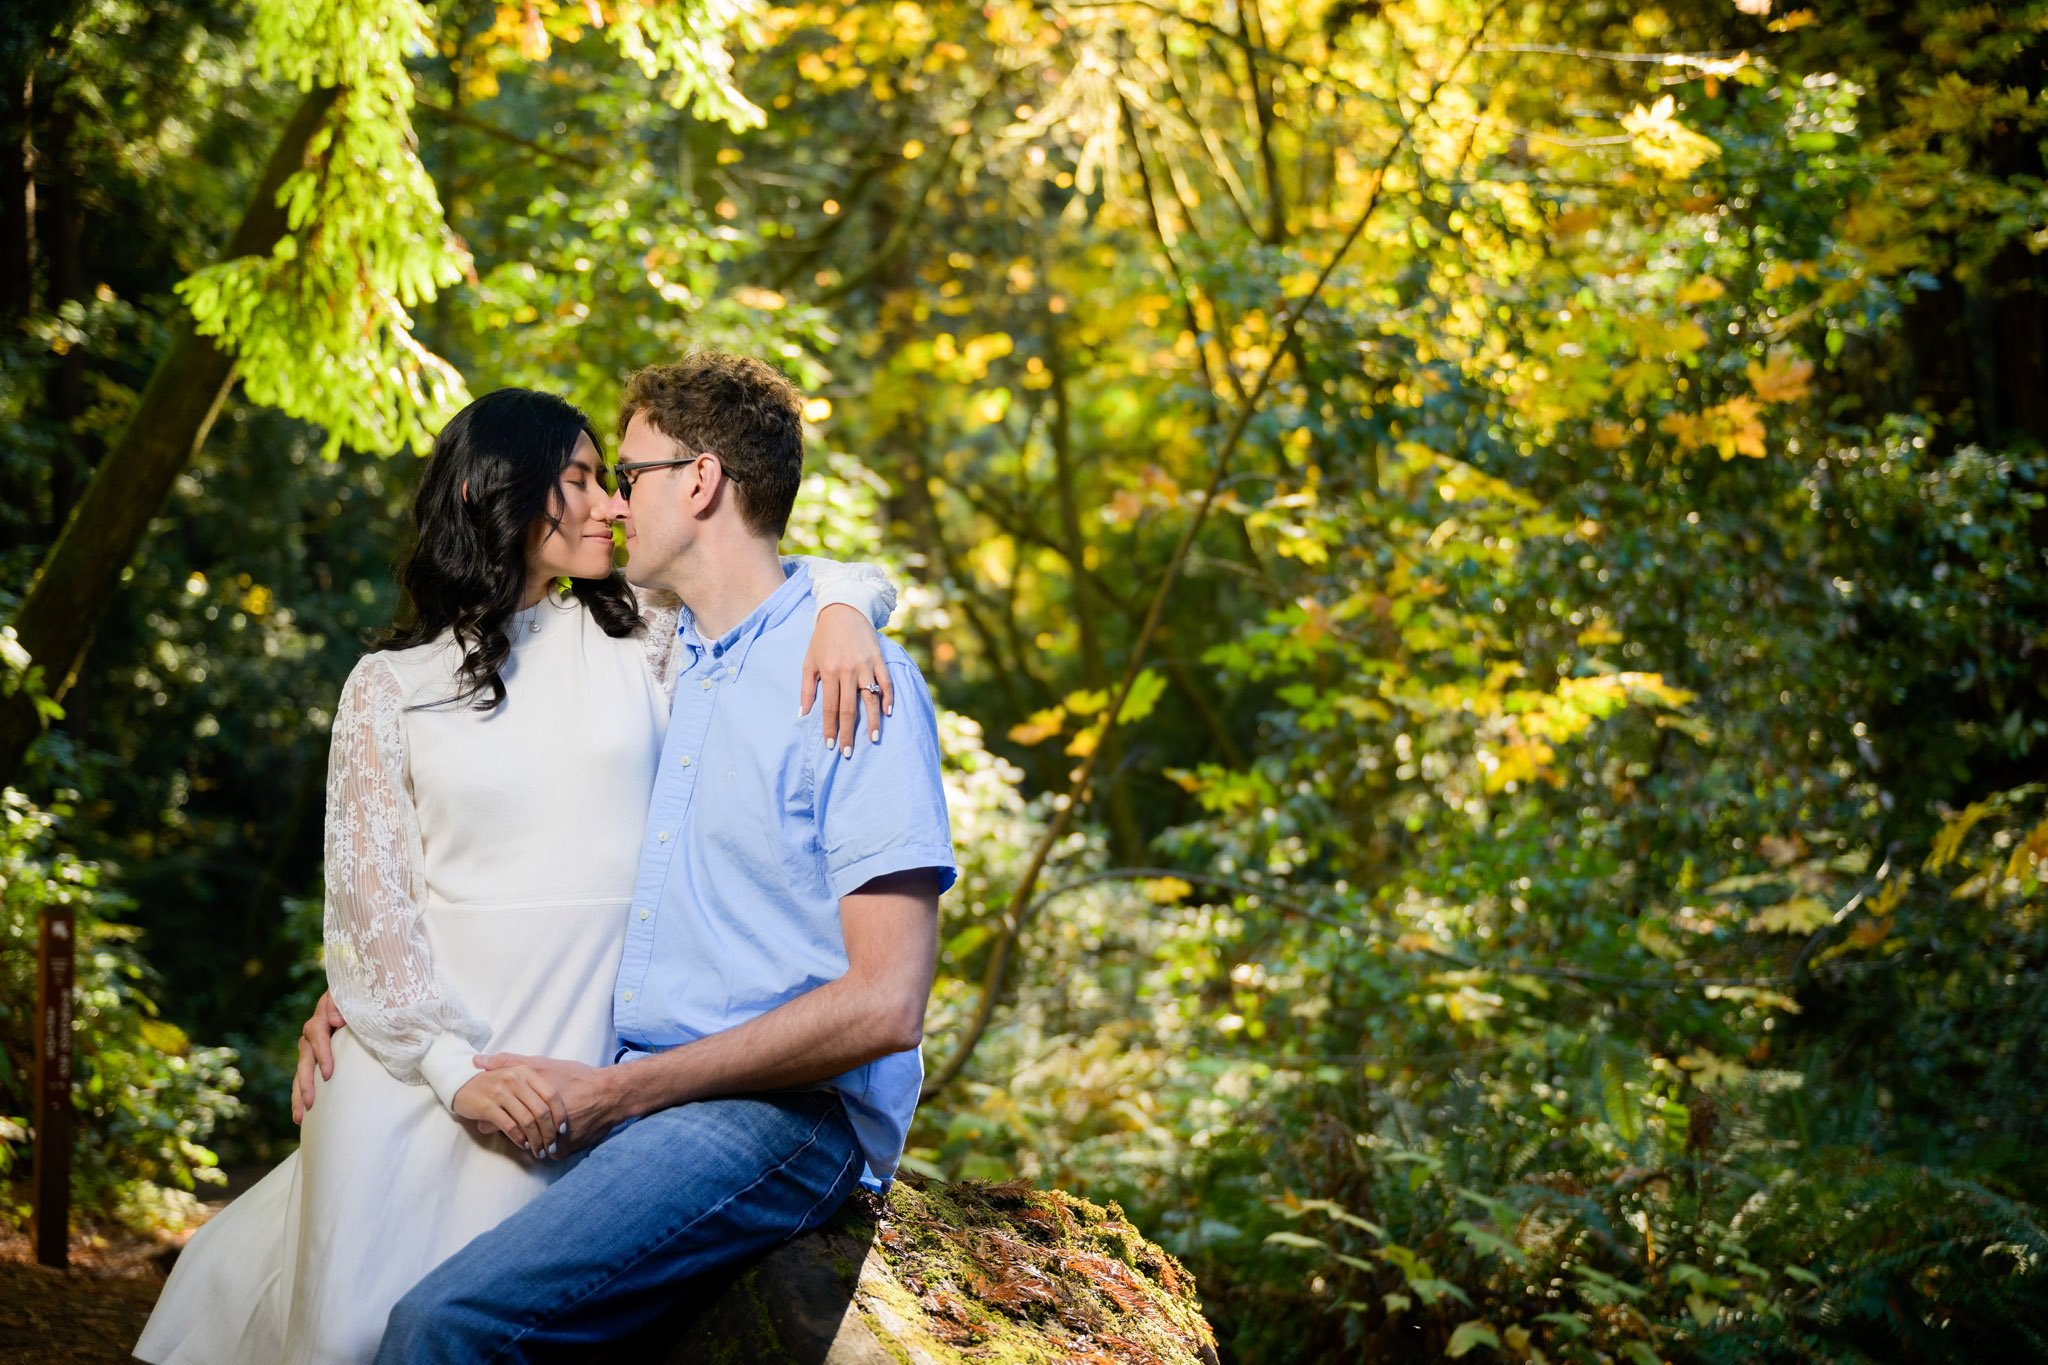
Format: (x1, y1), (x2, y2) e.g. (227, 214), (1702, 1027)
(789, 555), (896, 629)
(810, 649), (958, 899)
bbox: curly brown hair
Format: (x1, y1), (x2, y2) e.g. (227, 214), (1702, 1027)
(616, 351), (806, 538)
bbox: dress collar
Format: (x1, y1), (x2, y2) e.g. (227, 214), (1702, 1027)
(510, 591), (581, 643)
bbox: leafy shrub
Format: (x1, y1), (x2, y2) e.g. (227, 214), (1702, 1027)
(0, 788), (242, 1233)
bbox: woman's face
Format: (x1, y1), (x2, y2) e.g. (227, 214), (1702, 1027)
(527, 432), (624, 582)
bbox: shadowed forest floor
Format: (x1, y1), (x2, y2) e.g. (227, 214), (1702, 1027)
(0, 1223), (163, 1364)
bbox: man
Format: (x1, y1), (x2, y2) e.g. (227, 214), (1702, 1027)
(303, 352), (955, 1360)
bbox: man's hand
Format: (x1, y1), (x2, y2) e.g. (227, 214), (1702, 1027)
(473, 1053), (622, 1157)
(292, 991), (349, 1124)
(452, 1063), (571, 1157)
(801, 602), (893, 757)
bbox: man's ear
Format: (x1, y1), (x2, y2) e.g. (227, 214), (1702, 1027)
(687, 455), (728, 517)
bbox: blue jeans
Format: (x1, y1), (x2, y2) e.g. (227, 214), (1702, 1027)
(374, 1091), (863, 1363)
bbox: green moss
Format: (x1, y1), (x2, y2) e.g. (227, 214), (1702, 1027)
(841, 1177), (1217, 1364)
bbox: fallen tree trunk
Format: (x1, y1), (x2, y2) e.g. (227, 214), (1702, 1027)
(641, 1176), (1219, 1364)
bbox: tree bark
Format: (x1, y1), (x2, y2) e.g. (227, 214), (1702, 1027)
(0, 84), (339, 788)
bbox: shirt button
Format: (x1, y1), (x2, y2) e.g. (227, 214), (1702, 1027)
(700, 679), (714, 690)
(678, 755), (693, 767)
(657, 831), (670, 842)
(638, 907), (650, 921)
(622, 990), (634, 1002)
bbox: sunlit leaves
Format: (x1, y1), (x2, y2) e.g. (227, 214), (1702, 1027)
(1661, 396), (1767, 460)
(1622, 96), (1723, 178)
(1746, 345), (1816, 404)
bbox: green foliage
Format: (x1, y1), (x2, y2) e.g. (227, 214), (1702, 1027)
(4, 3), (2046, 1360)
(0, 790), (242, 1232)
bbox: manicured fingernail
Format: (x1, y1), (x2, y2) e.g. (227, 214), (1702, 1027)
(870, 729), (880, 743)
(842, 745), (852, 759)
(546, 1142), (558, 1157)
(558, 1121), (569, 1134)
(885, 705), (893, 716)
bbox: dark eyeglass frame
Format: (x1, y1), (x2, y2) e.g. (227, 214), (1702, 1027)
(609, 451), (740, 500)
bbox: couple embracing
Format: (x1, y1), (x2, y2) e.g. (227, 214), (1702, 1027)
(135, 351), (957, 1363)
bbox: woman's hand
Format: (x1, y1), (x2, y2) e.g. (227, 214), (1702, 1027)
(452, 1064), (569, 1157)
(801, 602), (893, 757)
(292, 990), (348, 1124)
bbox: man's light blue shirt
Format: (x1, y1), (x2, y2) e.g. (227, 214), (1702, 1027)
(613, 562), (956, 1188)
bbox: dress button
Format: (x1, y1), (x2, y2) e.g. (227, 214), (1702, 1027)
(622, 990), (634, 1002)
(678, 755), (693, 767)
(657, 831), (670, 842)
(638, 908), (650, 921)
(700, 679), (713, 690)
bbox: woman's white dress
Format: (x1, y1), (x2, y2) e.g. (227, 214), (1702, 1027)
(134, 561), (893, 1365)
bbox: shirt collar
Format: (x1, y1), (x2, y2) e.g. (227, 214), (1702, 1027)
(675, 560), (813, 676)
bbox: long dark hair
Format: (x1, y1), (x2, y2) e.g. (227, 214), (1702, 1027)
(379, 387), (642, 709)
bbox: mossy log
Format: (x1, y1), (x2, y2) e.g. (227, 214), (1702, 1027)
(643, 1176), (1218, 1365)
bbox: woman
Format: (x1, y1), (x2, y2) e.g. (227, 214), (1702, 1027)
(133, 388), (897, 1364)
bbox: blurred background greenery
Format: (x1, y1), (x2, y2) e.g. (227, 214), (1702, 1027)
(3, 0), (2045, 1359)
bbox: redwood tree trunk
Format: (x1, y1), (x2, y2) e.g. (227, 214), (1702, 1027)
(0, 84), (338, 787)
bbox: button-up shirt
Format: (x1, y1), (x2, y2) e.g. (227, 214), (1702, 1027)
(613, 562), (957, 1187)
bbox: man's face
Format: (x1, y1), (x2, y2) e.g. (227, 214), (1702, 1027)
(616, 410), (690, 587)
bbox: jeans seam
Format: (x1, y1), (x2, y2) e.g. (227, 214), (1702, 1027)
(792, 1137), (860, 1235)
(482, 1099), (845, 1363)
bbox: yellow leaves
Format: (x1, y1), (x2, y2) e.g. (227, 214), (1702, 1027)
(1676, 276), (1727, 305)
(1623, 95), (1722, 179)
(1662, 396), (1767, 460)
(927, 331), (1013, 382)
(1761, 259), (1819, 290)
(801, 397), (833, 423)
(2011, 820), (2048, 883)
(1064, 688), (1109, 717)
(1279, 268), (1321, 298)
(140, 1017), (191, 1056)
(1927, 800), (1993, 871)
(1008, 706), (1066, 746)
(1747, 345), (1815, 403)
(1904, 71), (2035, 141)
(1661, 345), (1812, 462)
(731, 285), (786, 310)
(1748, 895), (1832, 934)
(1577, 621), (1624, 647)
(1143, 877), (1193, 904)
(1768, 9), (1818, 31)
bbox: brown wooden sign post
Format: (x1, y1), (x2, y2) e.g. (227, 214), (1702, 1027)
(32, 905), (74, 1269)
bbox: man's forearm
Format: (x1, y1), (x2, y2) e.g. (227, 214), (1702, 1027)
(607, 970), (922, 1119)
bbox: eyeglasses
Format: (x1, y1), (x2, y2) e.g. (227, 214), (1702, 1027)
(609, 452), (741, 501)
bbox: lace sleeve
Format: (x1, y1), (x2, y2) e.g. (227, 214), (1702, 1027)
(632, 584), (684, 704)
(322, 655), (491, 1107)
(790, 556), (897, 628)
